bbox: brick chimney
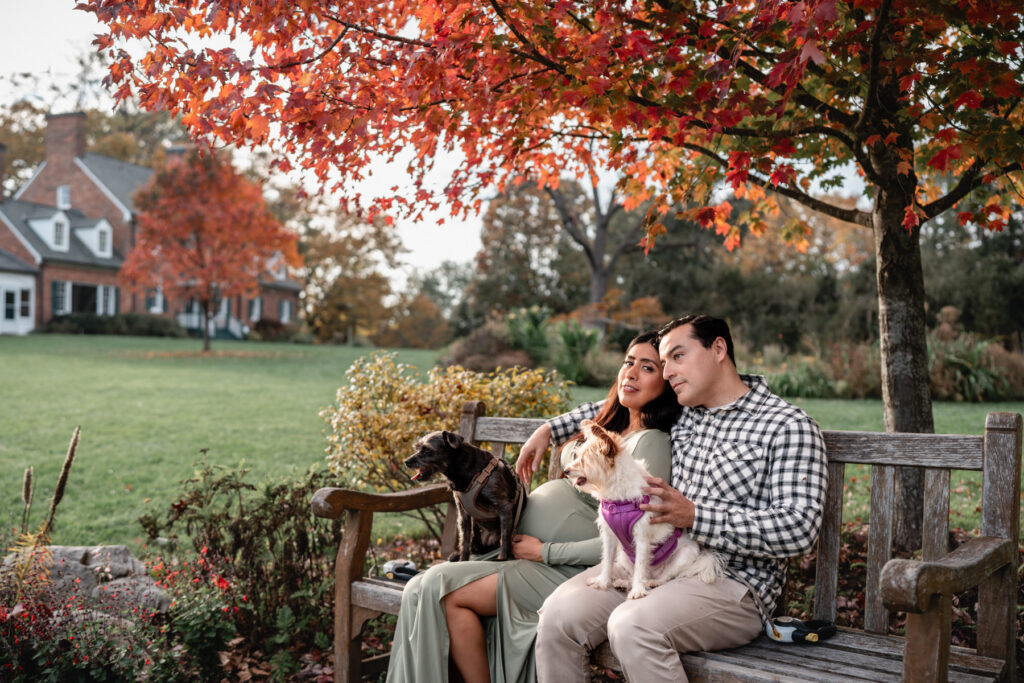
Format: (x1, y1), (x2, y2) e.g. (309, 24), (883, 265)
(45, 112), (87, 163)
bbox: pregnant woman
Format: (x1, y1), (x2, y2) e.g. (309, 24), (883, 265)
(386, 331), (681, 683)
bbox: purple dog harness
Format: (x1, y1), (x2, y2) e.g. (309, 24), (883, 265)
(600, 496), (683, 566)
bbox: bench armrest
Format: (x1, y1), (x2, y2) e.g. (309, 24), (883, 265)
(311, 484), (452, 519)
(880, 536), (1015, 613)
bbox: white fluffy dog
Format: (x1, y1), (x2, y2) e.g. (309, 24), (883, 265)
(565, 420), (723, 599)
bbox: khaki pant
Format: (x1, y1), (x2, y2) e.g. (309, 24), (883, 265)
(535, 565), (762, 683)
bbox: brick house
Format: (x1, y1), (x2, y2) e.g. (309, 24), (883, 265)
(0, 112), (301, 337)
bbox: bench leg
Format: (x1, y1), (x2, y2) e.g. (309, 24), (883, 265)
(334, 509), (374, 683)
(903, 593), (951, 683)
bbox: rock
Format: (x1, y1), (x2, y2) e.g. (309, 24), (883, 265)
(2, 544), (169, 616)
(93, 576), (171, 614)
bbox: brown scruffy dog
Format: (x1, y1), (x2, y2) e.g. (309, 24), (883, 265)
(405, 430), (527, 562)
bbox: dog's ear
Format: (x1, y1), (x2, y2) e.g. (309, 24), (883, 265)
(587, 421), (619, 461)
(441, 430), (463, 449)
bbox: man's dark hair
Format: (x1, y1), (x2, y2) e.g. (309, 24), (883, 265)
(657, 315), (736, 366)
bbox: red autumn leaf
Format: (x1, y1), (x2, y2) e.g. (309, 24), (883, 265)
(899, 72), (921, 92)
(990, 71), (1024, 99)
(902, 204), (920, 231)
(927, 145), (962, 172)
(952, 90), (984, 109)
(799, 40), (826, 65)
(771, 137), (797, 155)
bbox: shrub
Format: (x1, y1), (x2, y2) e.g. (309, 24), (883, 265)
(251, 317), (288, 341)
(138, 463), (342, 659)
(581, 348), (624, 389)
(147, 551), (241, 681)
(985, 343), (1024, 398)
(320, 352), (572, 537)
(440, 321), (533, 372)
(764, 359), (836, 399)
(40, 312), (187, 337)
(506, 306), (552, 363)
(824, 342), (883, 399)
(928, 334), (1012, 402)
(552, 320), (602, 385)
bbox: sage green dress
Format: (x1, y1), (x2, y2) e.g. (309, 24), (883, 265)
(385, 429), (672, 683)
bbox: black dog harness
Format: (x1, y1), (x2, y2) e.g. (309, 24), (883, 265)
(456, 457), (528, 530)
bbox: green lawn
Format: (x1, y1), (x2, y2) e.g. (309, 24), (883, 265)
(0, 335), (438, 549)
(2, 335), (1022, 551)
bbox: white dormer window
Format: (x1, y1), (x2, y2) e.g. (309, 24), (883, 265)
(57, 185), (71, 209)
(98, 229), (108, 253)
(54, 222), (66, 247)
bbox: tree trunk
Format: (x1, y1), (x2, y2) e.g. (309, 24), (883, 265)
(201, 300), (212, 352)
(872, 185), (934, 551)
(590, 267), (610, 308)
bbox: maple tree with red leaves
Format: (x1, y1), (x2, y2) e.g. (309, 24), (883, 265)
(122, 149), (300, 351)
(82, 0), (1024, 547)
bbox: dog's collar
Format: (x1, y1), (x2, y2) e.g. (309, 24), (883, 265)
(600, 496), (683, 567)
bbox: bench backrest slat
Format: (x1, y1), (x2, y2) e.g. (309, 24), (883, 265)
(976, 412), (1022, 666)
(473, 416), (548, 442)
(812, 460), (845, 622)
(923, 468), (951, 561)
(823, 432), (983, 468)
(864, 463), (896, 634)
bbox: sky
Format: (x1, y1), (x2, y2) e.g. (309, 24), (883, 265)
(0, 0), (483, 276)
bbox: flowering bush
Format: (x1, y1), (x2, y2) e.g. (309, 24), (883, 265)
(0, 578), (159, 682)
(138, 462), (341, 677)
(147, 549), (240, 681)
(321, 352), (571, 536)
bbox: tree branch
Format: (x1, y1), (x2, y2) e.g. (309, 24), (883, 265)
(922, 159), (1022, 219)
(854, 0), (894, 132)
(487, 0), (568, 76)
(263, 28), (349, 70)
(680, 141), (872, 227)
(544, 186), (597, 268)
(322, 15), (434, 49)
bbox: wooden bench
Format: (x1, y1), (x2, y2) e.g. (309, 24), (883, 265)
(312, 401), (1022, 682)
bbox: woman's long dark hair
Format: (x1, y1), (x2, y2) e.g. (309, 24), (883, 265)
(573, 331), (681, 439)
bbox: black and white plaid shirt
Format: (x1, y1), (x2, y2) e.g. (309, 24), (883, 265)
(547, 374), (828, 615)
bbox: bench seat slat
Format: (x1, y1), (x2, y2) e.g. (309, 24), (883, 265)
(819, 628), (1006, 677)
(703, 642), (903, 682)
(351, 579), (404, 615)
(735, 641), (999, 683)
(595, 629), (1005, 682)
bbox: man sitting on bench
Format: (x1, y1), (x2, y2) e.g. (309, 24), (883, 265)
(516, 315), (829, 683)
